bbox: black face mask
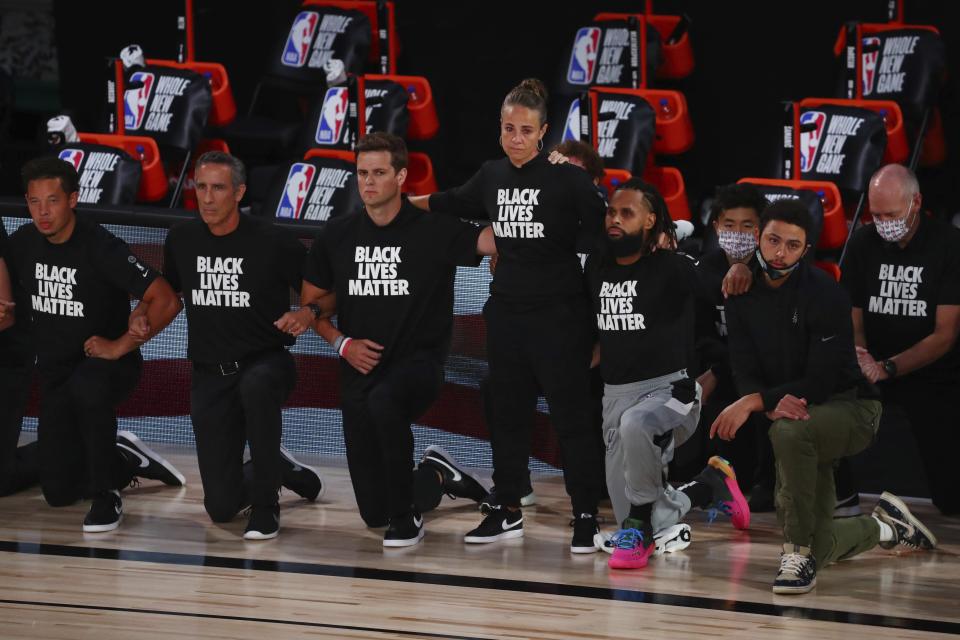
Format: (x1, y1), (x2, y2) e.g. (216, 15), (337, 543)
(755, 248), (802, 280)
(605, 230), (645, 257)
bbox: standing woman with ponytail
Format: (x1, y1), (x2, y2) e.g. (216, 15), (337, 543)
(409, 78), (606, 553)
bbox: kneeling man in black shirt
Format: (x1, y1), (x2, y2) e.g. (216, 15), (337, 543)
(714, 199), (936, 595)
(302, 133), (496, 547)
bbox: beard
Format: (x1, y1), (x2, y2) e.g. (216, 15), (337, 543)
(604, 229), (645, 257)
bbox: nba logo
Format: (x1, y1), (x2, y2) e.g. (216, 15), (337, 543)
(799, 111), (826, 173)
(58, 149), (85, 172)
(282, 11), (319, 68)
(562, 99), (581, 141)
(861, 37), (882, 96)
(315, 87), (349, 145)
(124, 71), (155, 130)
(567, 27), (600, 85)
(276, 163), (317, 219)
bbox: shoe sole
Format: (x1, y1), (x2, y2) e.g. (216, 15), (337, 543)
(709, 456), (751, 530)
(609, 548), (654, 569)
(772, 578), (817, 594)
(83, 515), (122, 533)
(423, 445), (492, 498)
(876, 491), (938, 549)
(520, 491), (537, 507)
(653, 523), (692, 555)
(570, 542), (599, 554)
(464, 529), (524, 544)
(244, 530), (279, 540)
(833, 505), (863, 518)
(383, 529), (425, 548)
(280, 446), (326, 501)
(117, 430), (186, 486)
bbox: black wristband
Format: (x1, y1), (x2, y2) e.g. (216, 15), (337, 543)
(882, 359), (898, 378)
(306, 303), (322, 319)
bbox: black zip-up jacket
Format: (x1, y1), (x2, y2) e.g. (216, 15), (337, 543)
(429, 153), (605, 306)
(725, 259), (879, 411)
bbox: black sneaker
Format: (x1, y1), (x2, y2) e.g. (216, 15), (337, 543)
(244, 505), (280, 540)
(834, 493), (862, 518)
(772, 543), (817, 594)
(570, 513), (599, 554)
(383, 511), (425, 547)
(117, 430), (186, 486)
(748, 483), (775, 513)
(420, 445), (490, 503)
(872, 491), (937, 550)
(83, 490), (123, 533)
(280, 446), (326, 501)
(464, 506), (523, 543)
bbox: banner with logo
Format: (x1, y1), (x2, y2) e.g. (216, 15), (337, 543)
(52, 143), (141, 205)
(554, 20), (662, 96)
(839, 28), (945, 132)
(265, 157), (361, 222)
(795, 105), (886, 193)
(545, 92), (654, 174)
(302, 79), (409, 151)
(123, 66), (211, 151)
(269, 7), (371, 85)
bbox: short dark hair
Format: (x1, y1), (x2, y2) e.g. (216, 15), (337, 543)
(553, 140), (605, 182)
(195, 151), (246, 188)
(760, 198), (814, 244)
(502, 78), (548, 127)
(710, 183), (767, 223)
(613, 178), (675, 256)
(21, 156), (80, 194)
(356, 131), (408, 172)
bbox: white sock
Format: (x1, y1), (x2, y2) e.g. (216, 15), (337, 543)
(873, 515), (895, 543)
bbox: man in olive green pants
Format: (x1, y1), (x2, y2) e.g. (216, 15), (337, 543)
(711, 200), (938, 594)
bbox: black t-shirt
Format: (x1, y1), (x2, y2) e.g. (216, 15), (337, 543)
(303, 200), (481, 380)
(841, 215), (960, 381)
(694, 248), (736, 388)
(585, 249), (698, 385)
(163, 214), (306, 363)
(429, 154), (605, 307)
(6, 216), (157, 371)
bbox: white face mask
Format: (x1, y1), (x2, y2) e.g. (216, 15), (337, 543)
(717, 230), (757, 260)
(875, 204), (915, 242)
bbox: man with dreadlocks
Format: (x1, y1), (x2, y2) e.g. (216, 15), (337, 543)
(585, 179), (751, 570)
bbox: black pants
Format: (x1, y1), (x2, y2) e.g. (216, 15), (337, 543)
(483, 296), (603, 515)
(341, 352), (443, 526)
(0, 363), (39, 496)
(38, 354), (141, 506)
(190, 349), (296, 522)
(880, 375), (959, 515)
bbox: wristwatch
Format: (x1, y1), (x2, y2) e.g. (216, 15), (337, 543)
(306, 302), (322, 319)
(881, 359), (897, 378)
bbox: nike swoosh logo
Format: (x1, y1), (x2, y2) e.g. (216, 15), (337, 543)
(413, 516), (423, 528)
(821, 335), (836, 342)
(114, 505), (122, 514)
(425, 455), (461, 482)
(503, 515), (522, 530)
(118, 444), (150, 469)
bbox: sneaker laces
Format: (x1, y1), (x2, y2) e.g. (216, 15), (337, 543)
(779, 552), (808, 575)
(706, 500), (733, 524)
(611, 528), (644, 550)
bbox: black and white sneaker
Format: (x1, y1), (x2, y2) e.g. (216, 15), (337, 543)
(83, 490), (123, 533)
(772, 543), (817, 594)
(834, 493), (862, 518)
(117, 430), (186, 486)
(244, 505), (280, 540)
(571, 513), (599, 553)
(421, 445), (490, 503)
(480, 483), (537, 514)
(383, 511), (425, 547)
(872, 491), (937, 550)
(280, 446), (326, 501)
(464, 506), (523, 543)
(597, 523), (693, 556)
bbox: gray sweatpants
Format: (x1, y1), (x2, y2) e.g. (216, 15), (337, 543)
(602, 370), (702, 530)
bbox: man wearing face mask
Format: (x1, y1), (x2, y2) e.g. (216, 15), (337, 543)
(713, 199), (936, 594)
(841, 164), (960, 516)
(678, 184), (775, 509)
(587, 179), (751, 570)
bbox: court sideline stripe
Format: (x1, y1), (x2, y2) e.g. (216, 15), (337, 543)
(0, 540), (957, 635)
(0, 597), (490, 640)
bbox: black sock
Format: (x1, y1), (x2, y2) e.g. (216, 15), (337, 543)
(624, 502), (653, 529)
(680, 480), (713, 509)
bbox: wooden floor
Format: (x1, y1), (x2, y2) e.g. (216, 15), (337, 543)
(1, 443), (958, 639)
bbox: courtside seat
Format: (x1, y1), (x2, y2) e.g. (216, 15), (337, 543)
(739, 178), (845, 251)
(77, 132), (167, 202)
